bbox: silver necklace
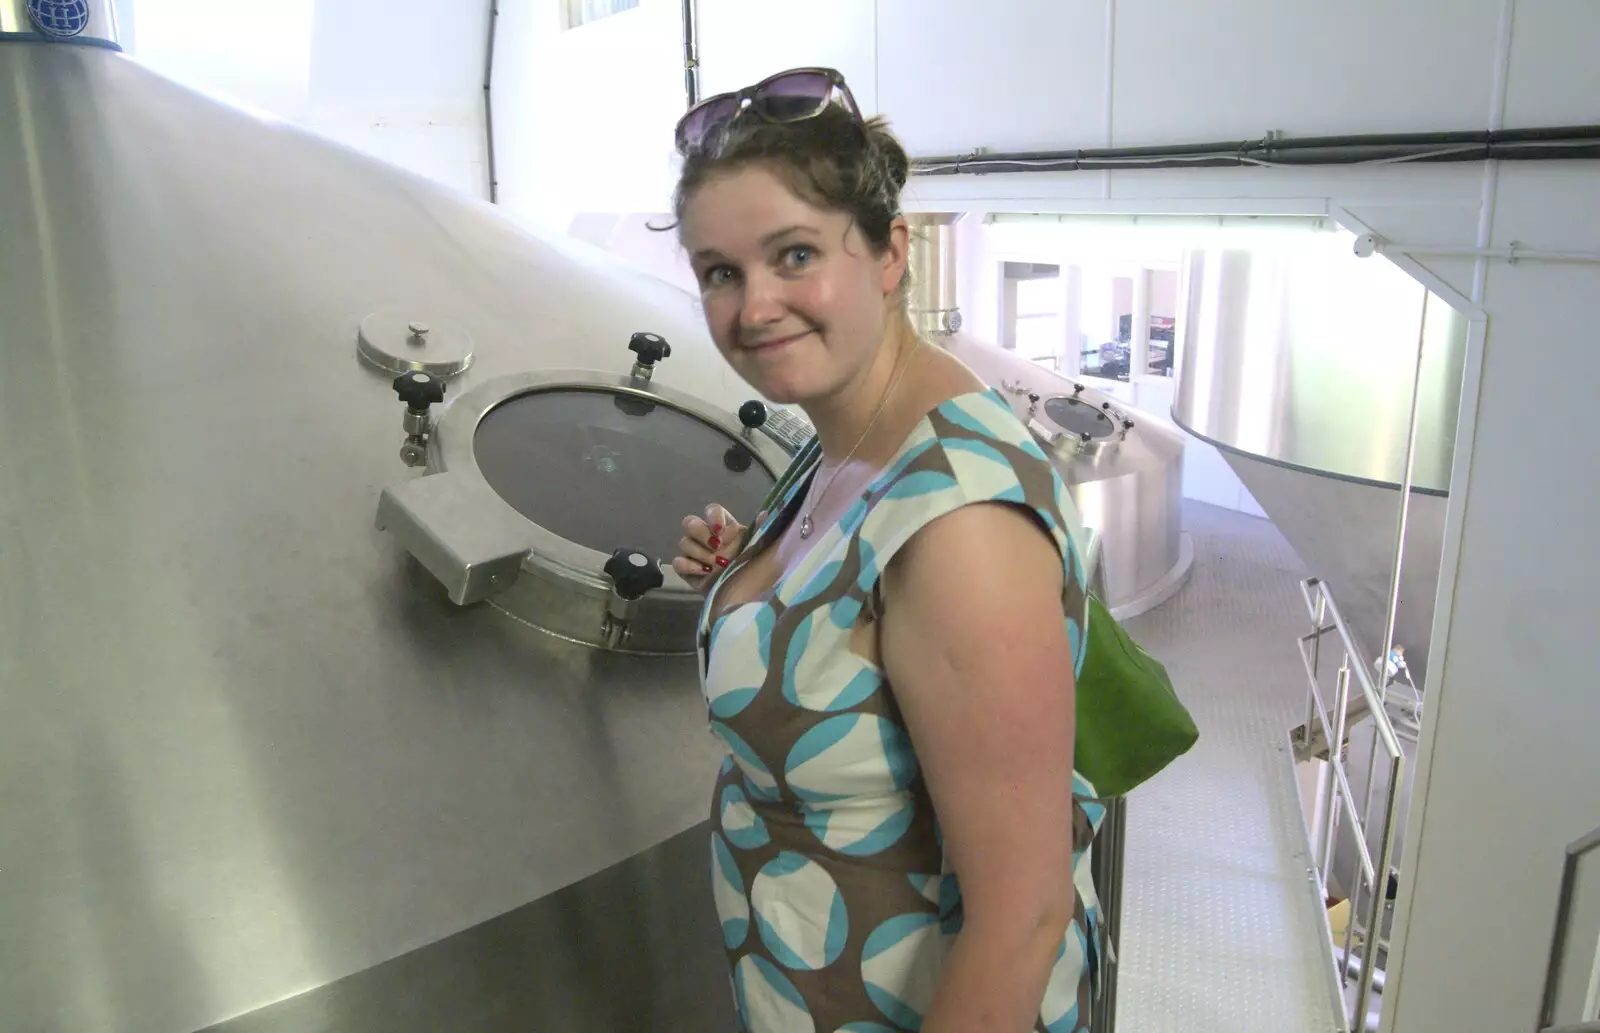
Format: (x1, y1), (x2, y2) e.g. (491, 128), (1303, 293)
(798, 338), (922, 540)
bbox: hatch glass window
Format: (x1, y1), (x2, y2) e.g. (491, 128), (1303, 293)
(473, 389), (774, 561)
(1043, 396), (1117, 440)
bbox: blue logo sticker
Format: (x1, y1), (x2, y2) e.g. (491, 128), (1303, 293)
(28, 0), (92, 40)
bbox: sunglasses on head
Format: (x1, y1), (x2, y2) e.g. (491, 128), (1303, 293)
(675, 66), (863, 155)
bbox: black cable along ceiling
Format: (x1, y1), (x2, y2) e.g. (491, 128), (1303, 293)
(911, 124), (1600, 176)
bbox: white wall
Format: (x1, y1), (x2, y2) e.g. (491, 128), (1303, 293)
(493, 2), (1600, 1030)
(491, 0), (685, 231)
(124, 0), (489, 198)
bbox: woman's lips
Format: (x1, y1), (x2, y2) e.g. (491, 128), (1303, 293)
(745, 329), (814, 353)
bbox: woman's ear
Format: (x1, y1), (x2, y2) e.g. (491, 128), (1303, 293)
(881, 217), (911, 296)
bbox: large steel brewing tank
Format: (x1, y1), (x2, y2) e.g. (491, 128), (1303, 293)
(1171, 240), (1466, 692)
(0, 16), (779, 1033)
(943, 334), (1193, 618)
(1170, 239), (1469, 909)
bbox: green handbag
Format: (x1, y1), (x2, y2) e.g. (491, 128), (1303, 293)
(1073, 592), (1198, 798)
(744, 438), (1197, 799)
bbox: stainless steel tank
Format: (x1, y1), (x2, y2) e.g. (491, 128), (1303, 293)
(1171, 241), (1467, 689)
(944, 334), (1193, 618)
(1170, 240), (1470, 907)
(0, 12), (790, 1031)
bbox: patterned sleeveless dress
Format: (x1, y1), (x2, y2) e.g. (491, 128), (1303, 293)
(695, 387), (1106, 1033)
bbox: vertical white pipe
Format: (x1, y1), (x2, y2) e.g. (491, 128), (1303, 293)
(1131, 267), (1152, 378)
(1102, 0), (1115, 200)
(1060, 265), (1084, 376)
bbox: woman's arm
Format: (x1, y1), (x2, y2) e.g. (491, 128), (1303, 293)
(878, 501), (1080, 1033)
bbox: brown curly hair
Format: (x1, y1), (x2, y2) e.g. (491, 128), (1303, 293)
(665, 105), (913, 272)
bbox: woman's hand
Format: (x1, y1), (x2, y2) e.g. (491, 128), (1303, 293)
(673, 503), (758, 594)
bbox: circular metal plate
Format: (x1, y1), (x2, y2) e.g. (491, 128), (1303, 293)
(357, 311), (475, 376)
(1044, 395), (1117, 439)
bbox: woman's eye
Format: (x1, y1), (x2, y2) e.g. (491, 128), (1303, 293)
(780, 246), (814, 271)
(704, 266), (736, 287)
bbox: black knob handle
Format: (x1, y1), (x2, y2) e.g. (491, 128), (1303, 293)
(723, 444), (754, 473)
(1102, 401), (1113, 411)
(1027, 392), (1040, 404)
(393, 370), (446, 409)
(738, 400), (768, 429)
(1123, 419), (1135, 431)
(629, 332), (671, 367)
(604, 547), (664, 601)
(613, 393), (657, 418)
(1072, 383), (1085, 396)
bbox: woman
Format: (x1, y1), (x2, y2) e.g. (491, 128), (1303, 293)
(668, 67), (1104, 1033)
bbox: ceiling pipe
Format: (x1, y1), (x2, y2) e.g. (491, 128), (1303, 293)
(911, 123), (1600, 177)
(482, 0), (500, 203)
(681, 0), (699, 108)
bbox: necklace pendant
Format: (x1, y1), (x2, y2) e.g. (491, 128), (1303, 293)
(798, 515), (814, 539)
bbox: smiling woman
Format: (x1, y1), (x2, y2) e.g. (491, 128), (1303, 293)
(663, 68), (1108, 1033)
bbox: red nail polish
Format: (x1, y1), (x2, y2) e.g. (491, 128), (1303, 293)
(715, 556), (730, 568)
(713, 524), (724, 535)
(708, 536), (721, 549)
(702, 564), (714, 573)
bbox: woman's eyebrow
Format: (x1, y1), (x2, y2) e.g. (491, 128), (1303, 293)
(761, 223), (821, 247)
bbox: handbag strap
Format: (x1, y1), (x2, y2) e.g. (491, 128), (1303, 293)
(745, 435), (822, 544)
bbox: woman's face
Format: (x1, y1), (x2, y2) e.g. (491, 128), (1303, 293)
(680, 164), (907, 406)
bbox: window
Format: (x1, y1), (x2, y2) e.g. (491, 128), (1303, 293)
(1001, 261), (1064, 373)
(1079, 268), (1180, 383)
(564, 0), (640, 30)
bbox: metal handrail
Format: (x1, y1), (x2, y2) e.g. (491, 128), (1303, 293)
(1294, 577), (1406, 1033)
(1538, 825), (1600, 1031)
(1090, 794), (1127, 1033)
(1082, 526), (1125, 1033)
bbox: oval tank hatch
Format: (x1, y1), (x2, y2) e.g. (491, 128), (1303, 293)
(374, 354), (791, 654)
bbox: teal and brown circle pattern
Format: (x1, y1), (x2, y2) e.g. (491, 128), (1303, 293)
(697, 389), (1105, 1032)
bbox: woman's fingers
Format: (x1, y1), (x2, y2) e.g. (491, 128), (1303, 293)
(684, 511), (736, 552)
(671, 556), (713, 582)
(678, 534), (719, 569)
(675, 503), (748, 593)
(704, 503), (735, 545)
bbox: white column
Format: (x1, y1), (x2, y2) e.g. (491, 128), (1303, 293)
(1079, 267), (1113, 376)
(1000, 273), (1019, 350)
(1131, 267), (1152, 379)
(1173, 249), (1206, 381)
(1059, 265), (1083, 376)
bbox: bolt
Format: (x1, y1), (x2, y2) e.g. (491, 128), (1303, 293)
(408, 321), (431, 337)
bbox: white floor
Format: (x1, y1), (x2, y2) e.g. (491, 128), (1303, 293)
(1114, 501), (1346, 1033)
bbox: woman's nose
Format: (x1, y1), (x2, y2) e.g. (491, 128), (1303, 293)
(739, 272), (787, 326)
